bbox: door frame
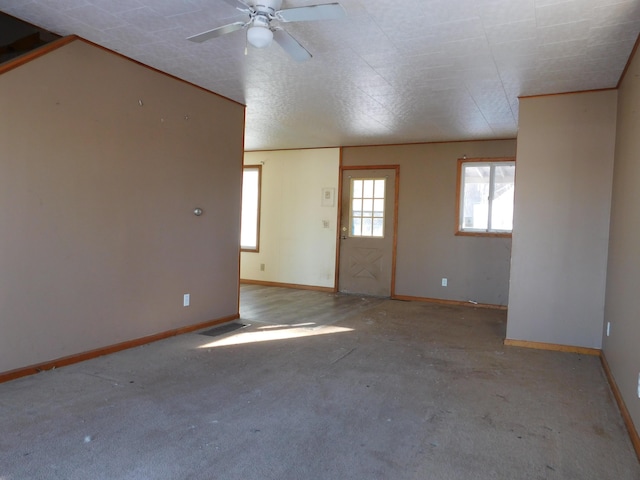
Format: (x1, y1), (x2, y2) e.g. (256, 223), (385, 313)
(334, 165), (400, 297)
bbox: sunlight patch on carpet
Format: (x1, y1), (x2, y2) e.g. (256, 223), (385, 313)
(198, 325), (353, 348)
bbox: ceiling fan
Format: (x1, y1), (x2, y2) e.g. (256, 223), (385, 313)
(187, 0), (346, 62)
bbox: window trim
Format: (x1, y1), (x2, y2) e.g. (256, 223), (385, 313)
(455, 157), (515, 238)
(240, 165), (262, 252)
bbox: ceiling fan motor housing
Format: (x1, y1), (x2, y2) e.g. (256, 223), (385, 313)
(253, 0), (283, 14)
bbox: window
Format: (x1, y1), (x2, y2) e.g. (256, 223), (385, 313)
(350, 178), (385, 237)
(456, 158), (515, 236)
(241, 165), (261, 251)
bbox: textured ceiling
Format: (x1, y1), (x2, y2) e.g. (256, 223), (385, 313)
(2, 0), (639, 150)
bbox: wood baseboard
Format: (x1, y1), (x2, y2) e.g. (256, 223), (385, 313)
(0, 313), (239, 384)
(600, 353), (640, 462)
(503, 339), (601, 356)
(240, 279), (335, 293)
(392, 294), (507, 310)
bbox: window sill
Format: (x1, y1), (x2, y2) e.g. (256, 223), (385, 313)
(455, 231), (512, 238)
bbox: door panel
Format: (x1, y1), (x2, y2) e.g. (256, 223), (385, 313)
(338, 168), (396, 297)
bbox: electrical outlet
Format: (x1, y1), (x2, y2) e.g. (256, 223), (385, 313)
(441, 278), (447, 287)
(183, 294), (190, 307)
(606, 322), (611, 336)
(260, 263), (265, 271)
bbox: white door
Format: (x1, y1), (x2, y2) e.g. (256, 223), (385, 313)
(338, 167), (397, 297)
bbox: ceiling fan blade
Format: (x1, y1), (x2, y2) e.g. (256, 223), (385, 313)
(220, 0), (253, 12)
(187, 22), (246, 43)
(273, 29), (312, 62)
(276, 3), (346, 22)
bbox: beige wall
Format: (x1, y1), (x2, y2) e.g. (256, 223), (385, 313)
(342, 140), (516, 306)
(604, 47), (640, 432)
(0, 39), (245, 373)
(507, 91), (617, 349)
(241, 149), (339, 288)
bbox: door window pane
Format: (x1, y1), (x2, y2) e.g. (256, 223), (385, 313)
(363, 199), (373, 217)
(352, 217), (362, 236)
(352, 199), (362, 217)
(373, 199), (384, 217)
(374, 180), (385, 198)
(363, 180), (374, 198)
(353, 179), (363, 198)
(373, 218), (384, 236)
(362, 217), (373, 236)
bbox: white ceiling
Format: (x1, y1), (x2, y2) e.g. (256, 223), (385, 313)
(2, 0), (639, 150)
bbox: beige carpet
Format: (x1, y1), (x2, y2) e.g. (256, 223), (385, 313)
(0, 285), (638, 479)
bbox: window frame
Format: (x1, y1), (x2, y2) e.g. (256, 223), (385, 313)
(455, 157), (515, 238)
(240, 165), (262, 252)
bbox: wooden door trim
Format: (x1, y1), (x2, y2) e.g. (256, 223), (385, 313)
(333, 152), (344, 292)
(336, 165), (400, 297)
(391, 168), (400, 297)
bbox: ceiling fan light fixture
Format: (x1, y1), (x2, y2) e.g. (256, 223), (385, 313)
(247, 25), (273, 48)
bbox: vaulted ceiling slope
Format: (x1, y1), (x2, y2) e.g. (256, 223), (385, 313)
(2, 0), (639, 150)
